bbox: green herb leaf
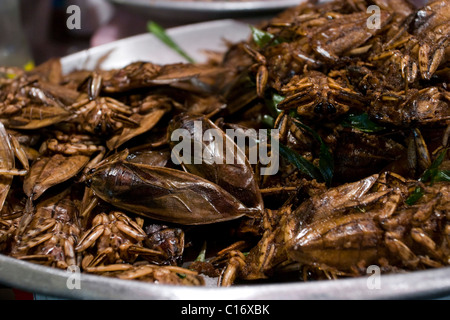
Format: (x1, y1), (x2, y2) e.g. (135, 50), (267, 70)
(435, 170), (450, 182)
(250, 26), (279, 48)
(341, 113), (386, 133)
(405, 149), (448, 205)
(265, 92), (285, 117)
(147, 21), (195, 63)
(405, 186), (424, 205)
(318, 142), (334, 186)
(293, 120), (334, 186)
(262, 114), (275, 128)
(194, 241), (207, 262)
(278, 142), (323, 182)
(420, 148), (448, 184)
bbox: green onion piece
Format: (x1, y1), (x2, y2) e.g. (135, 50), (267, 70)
(265, 92), (285, 117)
(405, 186), (424, 205)
(250, 26), (279, 48)
(262, 114), (275, 128)
(293, 120), (334, 186)
(420, 148), (448, 184)
(341, 113), (386, 133)
(147, 21), (195, 63)
(194, 241), (207, 262)
(435, 170), (450, 182)
(318, 142), (334, 187)
(279, 142), (323, 182)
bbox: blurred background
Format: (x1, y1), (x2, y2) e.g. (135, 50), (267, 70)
(18, 0), (147, 66)
(4, 0), (287, 68)
(3, 0), (427, 68)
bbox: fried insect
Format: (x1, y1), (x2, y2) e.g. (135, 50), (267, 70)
(23, 154), (90, 201)
(86, 151), (253, 225)
(371, 0), (450, 83)
(278, 71), (364, 119)
(97, 263), (205, 286)
(0, 66), (76, 130)
(69, 96), (138, 137)
(101, 61), (225, 93)
(370, 86), (450, 126)
(12, 191), (81, 269)
(221, 171), (450, 285)
(145, 223), (185, 265)
(168, 113), (264, 213)
(0, 122), (29, 213)
(76, 211), (165, 271)
(0, 190), (24, 254)
(309, 10), (392, 62)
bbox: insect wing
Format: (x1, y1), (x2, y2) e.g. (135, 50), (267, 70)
(89, 161), (251, 225)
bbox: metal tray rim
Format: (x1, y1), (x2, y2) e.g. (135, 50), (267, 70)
(2, 254), (450, 300)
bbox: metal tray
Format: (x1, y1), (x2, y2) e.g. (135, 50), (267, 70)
(107, 0), (304, 24)
(2, 254), (450, 299)
(2, 19), (450, 300)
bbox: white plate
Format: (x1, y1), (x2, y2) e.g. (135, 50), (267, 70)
(108, 0), (304, 23)
(3, 19), (450, 300)
(61, 19), (251, 74)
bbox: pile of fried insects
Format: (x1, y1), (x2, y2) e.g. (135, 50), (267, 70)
(0, 0), (449, 287)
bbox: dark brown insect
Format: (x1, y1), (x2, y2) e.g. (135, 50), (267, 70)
(86, 152), (253, 225)
(278, 71), (364, 119)
(168, 113), (264, 213)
